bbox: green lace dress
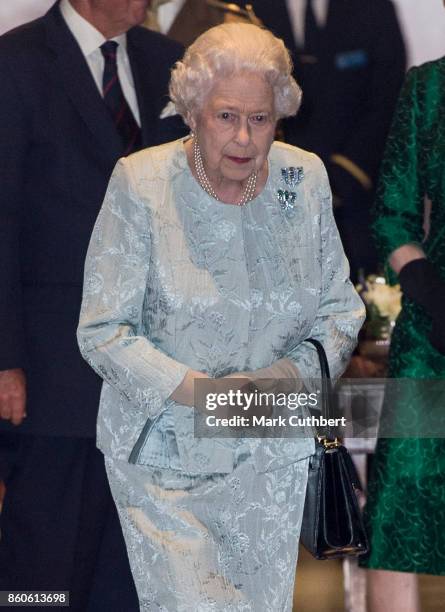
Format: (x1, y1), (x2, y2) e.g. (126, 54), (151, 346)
(360, 59), (445, 574)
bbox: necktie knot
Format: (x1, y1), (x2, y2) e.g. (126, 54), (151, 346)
(100, 40), (118, 63)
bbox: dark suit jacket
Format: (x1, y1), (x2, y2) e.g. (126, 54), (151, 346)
(252, 0), (406, 204)
(252, 0), (406, 277)
(0, 2), (186, 437)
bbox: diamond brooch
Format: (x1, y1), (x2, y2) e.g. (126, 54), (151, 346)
(278, 167), (304, 218)
(281, 166), (304, 187)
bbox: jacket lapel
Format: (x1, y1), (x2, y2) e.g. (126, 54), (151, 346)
(43, 3), (123, 161)
(269, 2), (297, 58)
(126, 30), (156, 148)
(322, 0), (341, 52)
(253, 2), (299, 67)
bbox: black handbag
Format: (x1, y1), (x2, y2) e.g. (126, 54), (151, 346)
(299, 338), (369, 560)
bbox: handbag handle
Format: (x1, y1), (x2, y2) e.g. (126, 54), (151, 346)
(305, 338), (335, 440)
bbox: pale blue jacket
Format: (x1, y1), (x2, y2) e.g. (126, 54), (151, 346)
(77, 139), (365, 474)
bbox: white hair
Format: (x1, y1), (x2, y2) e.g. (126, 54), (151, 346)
(169, 22), (302, 124)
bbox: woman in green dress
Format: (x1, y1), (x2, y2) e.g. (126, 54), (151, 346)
(360, 53), (445, 610)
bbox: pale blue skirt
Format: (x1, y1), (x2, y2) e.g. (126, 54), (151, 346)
(105, 452), (309, 611)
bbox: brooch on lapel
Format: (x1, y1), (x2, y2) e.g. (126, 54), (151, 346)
(278, 167), (304, 218)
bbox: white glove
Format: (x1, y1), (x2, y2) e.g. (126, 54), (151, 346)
(236, 358), (302, 393)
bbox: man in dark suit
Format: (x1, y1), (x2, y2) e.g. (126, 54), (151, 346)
(0, 1), (186, 609)
(252, 0), (406, 280)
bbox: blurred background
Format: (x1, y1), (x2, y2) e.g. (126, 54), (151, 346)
(1, 0), (445, 65)
(1, 2), (445, 611)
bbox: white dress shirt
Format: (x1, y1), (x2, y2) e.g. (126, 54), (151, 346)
(286, 0), (329, 48)
(59, 0), (140, 125)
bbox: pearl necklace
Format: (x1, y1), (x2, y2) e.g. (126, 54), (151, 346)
(193, 137), (257, 206)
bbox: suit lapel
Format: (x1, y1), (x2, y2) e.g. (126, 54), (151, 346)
(322, 0), (359, 52)
(253, 2), (299, 68)
(127, 30), (156, 148)
(43, 3), (123, 161)
(273, 2), (302, 76)
(323, 0), (341, 50)
(268, 2), (297, 59)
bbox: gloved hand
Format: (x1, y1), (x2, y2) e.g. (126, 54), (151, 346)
(219, 359), (302, 420)
(169, 369), (209, 407)
(238, 358), (303, 394)
(399, 258), (445, 355)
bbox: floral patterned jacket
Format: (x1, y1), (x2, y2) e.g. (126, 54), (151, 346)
(77, 138), (364, 474)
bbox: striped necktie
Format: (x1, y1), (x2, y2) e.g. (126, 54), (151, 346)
(100, 41), (141, 155)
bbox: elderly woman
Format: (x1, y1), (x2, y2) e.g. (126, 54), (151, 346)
(77, 23), (364, 611)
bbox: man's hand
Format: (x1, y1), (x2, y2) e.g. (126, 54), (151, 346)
(0, 368), (27, 425)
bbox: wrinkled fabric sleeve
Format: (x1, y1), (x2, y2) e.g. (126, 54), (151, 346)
(77, 158), (188, 420)
(286, 159), (365, 382)
(372, 67), (425, 284)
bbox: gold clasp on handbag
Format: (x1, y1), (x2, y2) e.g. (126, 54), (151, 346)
(317, 435), (341, 449)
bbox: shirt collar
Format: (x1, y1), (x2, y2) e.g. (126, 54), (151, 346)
(59, 0), (127, 58)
